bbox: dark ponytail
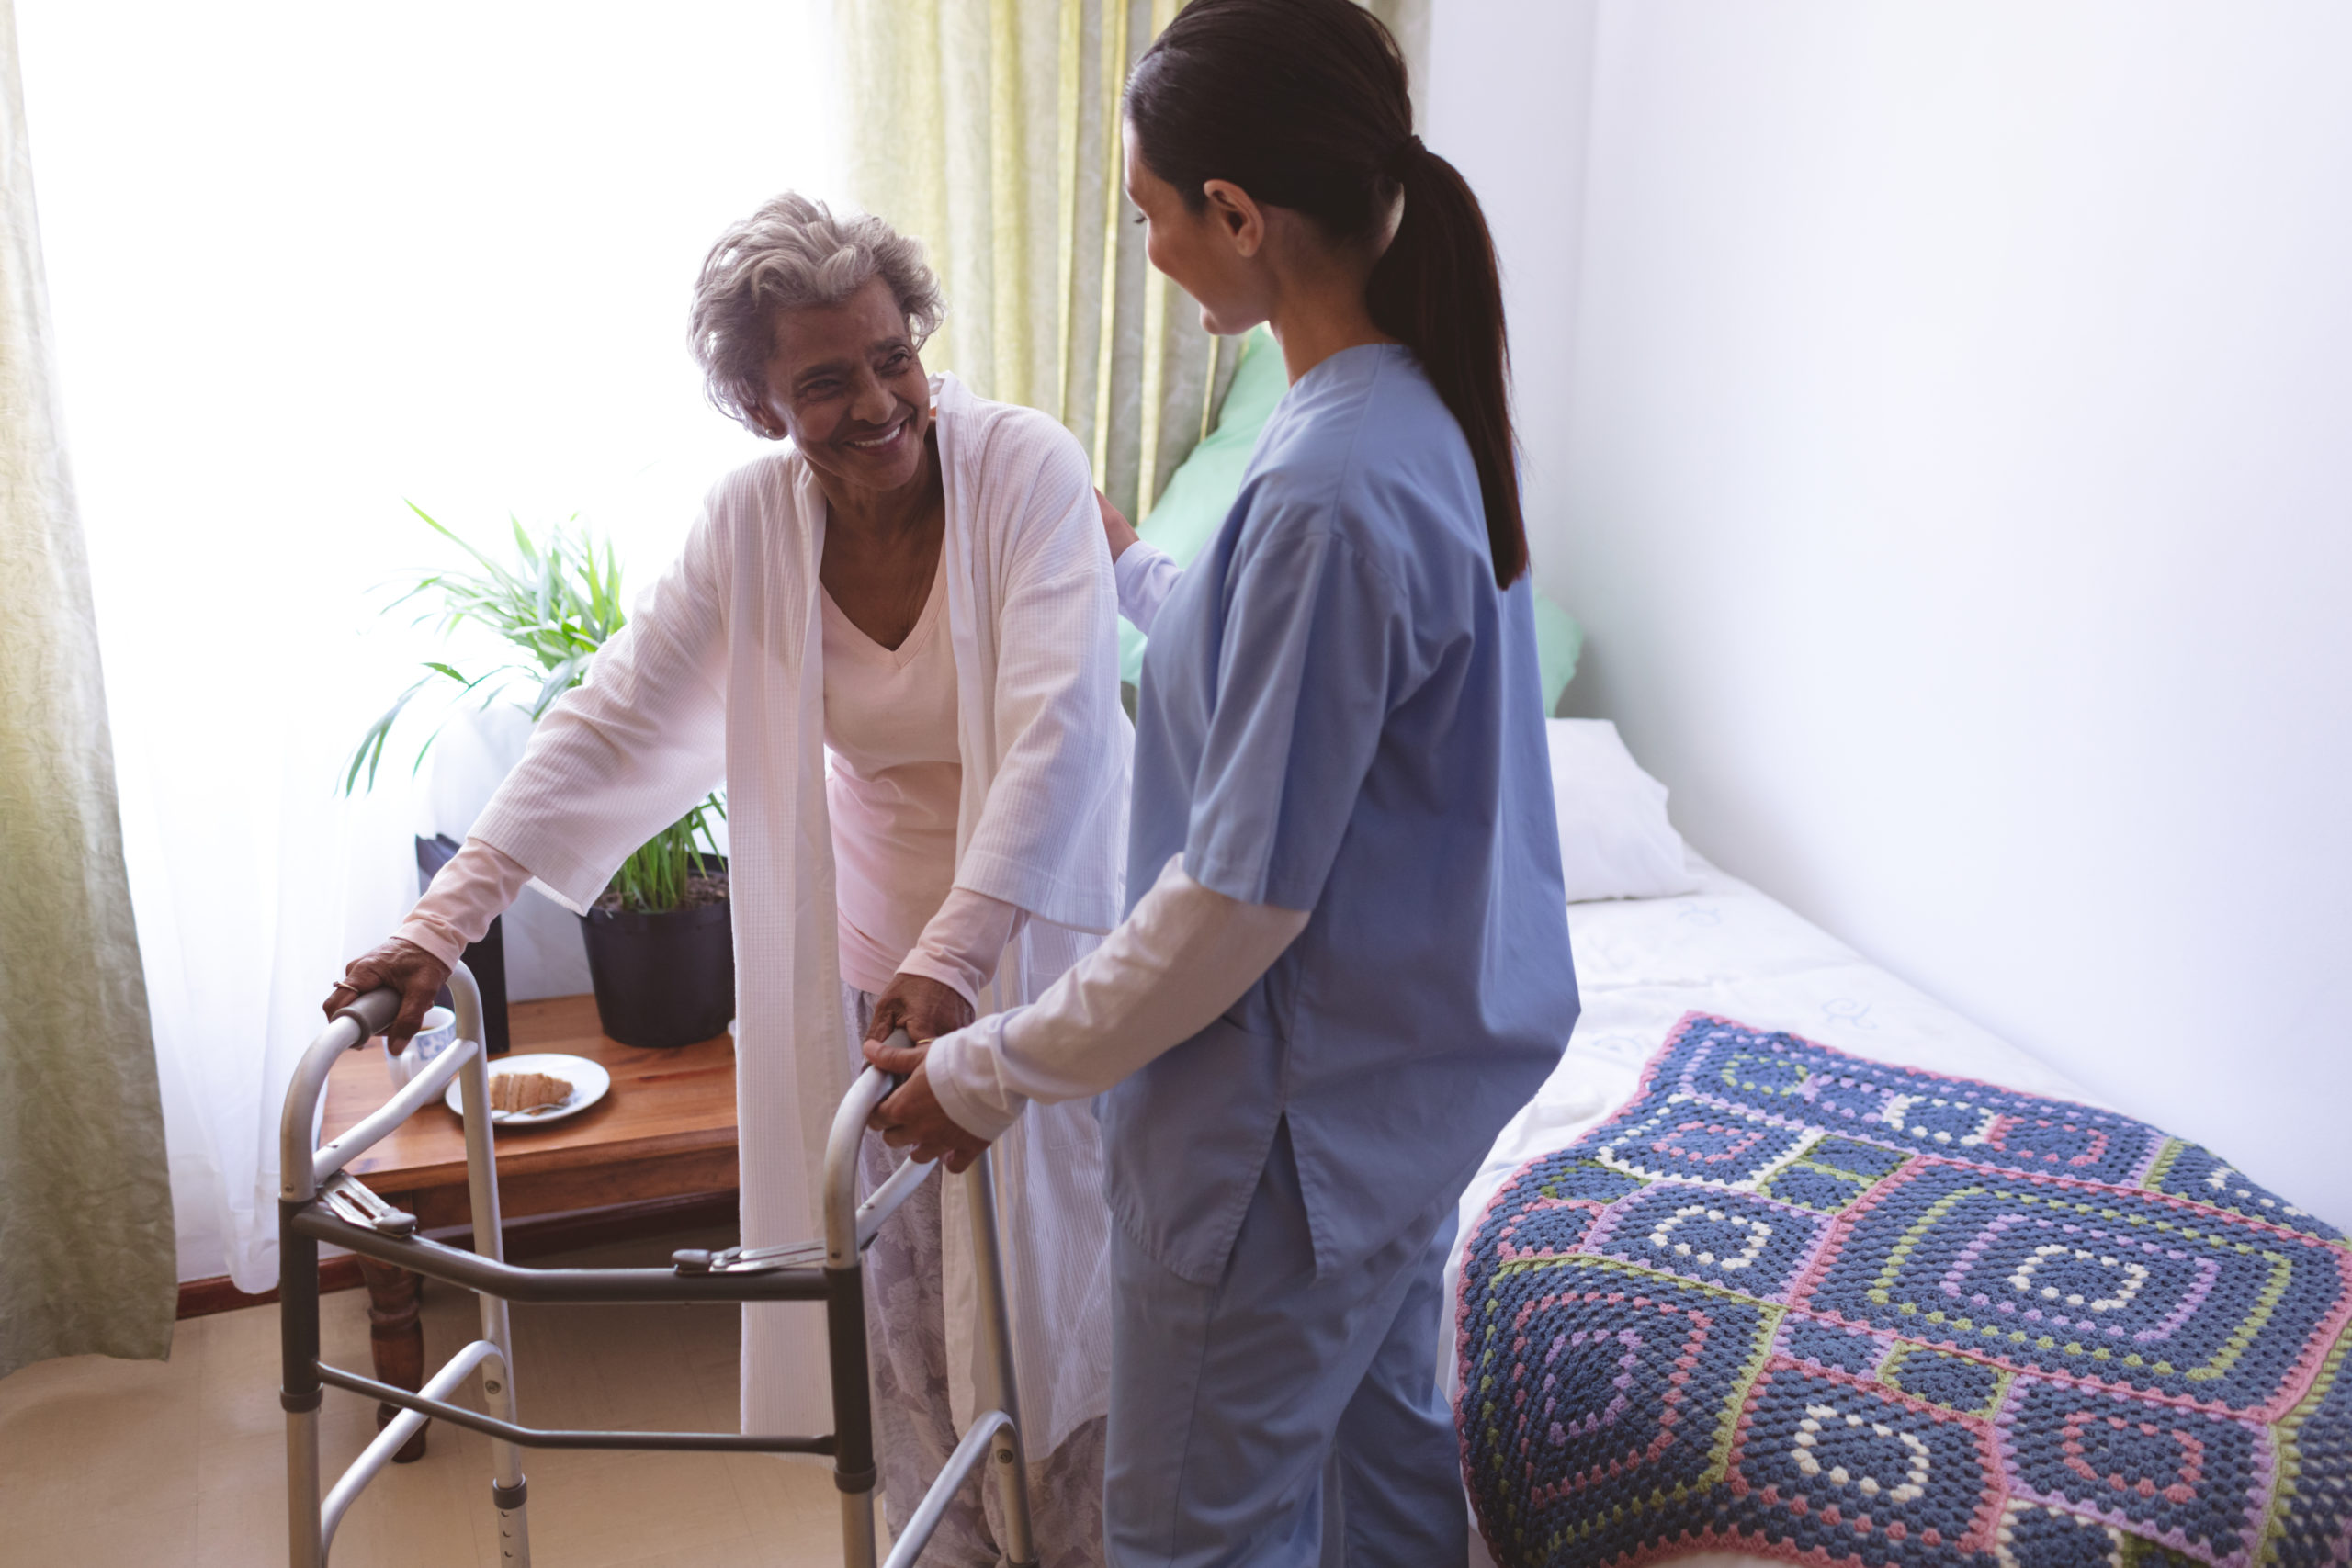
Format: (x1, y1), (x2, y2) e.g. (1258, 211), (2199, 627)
(1125, 0), (1527, 588)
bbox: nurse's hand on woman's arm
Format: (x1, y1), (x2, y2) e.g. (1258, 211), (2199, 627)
(1101, 490), (1182, 633)
(1096, 489), (1138, 562)
(863, 1035), (990, 1173)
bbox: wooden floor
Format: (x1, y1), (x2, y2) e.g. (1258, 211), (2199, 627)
(0, 1228), (869, 1568)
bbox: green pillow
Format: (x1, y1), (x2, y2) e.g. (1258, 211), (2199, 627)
(1532, 590), (1583, 715)
(1115, 324), (1583, 715)
(1119, 325), (1289, 685)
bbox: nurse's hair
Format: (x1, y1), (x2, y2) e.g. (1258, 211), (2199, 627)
(689, 193), (947, 438)
(1125, 0), (1527, 588)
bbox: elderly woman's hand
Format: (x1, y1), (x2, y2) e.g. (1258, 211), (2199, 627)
(863, 1035), (990, 1174)
(323, 938), (451, 1044)
(865, 971), (974, 1053)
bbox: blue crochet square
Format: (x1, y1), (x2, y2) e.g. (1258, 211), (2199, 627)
(1727, 1362), (2003, 1562)
(1593, 1098), (1810, 1190)
(2147, 1142), (2344, 1245)
(1998, 1377), (2267, 1562)
(2273, 1336), (2352, 1565)
(1663, 1021), (2164, 1188)
(1761, 1160), (1878, 1216)
(1883, 1346), (2008, 1417)
(1583, 1183), (1828, 1302)
(1476, 1192), (1600, 1270)
(1535, 1156), (1648, 1207)
(1777, 1315), (1894, 1377)
(1993, 1503), (2125, 1568)
(1459, 1266), (1776, 1567)
(1459, 1156), (1634, 1285)
(1808, 1135), (1913, 1181)
(1799, 1162), (2348, 1417)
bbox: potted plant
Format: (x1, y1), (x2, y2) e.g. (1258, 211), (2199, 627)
(347, 507), (733, 1049)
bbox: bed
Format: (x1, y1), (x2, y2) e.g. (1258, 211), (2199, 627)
(1445, 739), (2351, 1568)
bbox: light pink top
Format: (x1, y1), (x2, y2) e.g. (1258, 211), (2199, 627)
(399, 541), (1023, 1010)
(821, 547), (960, 993)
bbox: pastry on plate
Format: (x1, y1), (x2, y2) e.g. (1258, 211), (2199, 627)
(491, 1070), (574, 1115)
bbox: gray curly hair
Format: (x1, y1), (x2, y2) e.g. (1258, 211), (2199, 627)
(688, 193), (947, 437)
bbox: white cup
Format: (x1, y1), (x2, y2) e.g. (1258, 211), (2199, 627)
(386, 1005), (458, 1088)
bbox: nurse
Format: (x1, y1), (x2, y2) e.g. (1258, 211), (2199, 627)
(870, 0), (1579, 1562)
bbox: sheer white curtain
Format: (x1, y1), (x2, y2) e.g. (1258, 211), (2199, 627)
(17, 0), (844, 1288)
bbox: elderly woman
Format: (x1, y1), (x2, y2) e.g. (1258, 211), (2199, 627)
(325, 194), (1125, 1564)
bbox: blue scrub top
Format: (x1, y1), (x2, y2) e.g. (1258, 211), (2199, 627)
(1102, 343), (1579, 1286)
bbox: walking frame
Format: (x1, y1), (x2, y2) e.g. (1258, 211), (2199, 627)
(279, 964), (1037, 1566)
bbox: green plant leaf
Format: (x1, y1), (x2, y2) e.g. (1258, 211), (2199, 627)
(351, 504), (717, 886)
(343, 675), (431, 794)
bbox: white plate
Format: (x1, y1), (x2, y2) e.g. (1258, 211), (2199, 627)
(444, 1053), (612, 1128)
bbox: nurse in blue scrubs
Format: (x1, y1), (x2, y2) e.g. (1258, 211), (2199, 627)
(869, 0), (1579, 1562)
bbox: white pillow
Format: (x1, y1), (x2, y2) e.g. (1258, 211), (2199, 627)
(1544, 718), (1699, 903)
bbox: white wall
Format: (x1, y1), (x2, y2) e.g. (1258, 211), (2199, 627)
(1430, 3), (2352, 1227)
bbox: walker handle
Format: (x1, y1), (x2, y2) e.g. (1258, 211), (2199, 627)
(331, 987), (402, 1043)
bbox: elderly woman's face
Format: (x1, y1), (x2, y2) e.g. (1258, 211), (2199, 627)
(759, 276), (931, 494)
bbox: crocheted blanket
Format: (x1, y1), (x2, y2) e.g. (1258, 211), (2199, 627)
(1457, 1013), (2352, 1568)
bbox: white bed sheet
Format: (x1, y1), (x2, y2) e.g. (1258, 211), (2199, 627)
(1447, 856), (2101, 1568)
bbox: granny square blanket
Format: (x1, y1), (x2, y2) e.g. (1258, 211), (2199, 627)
(1457, 1013), (2352, 1568)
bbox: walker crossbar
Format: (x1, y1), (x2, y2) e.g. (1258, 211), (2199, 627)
(885, 1408), (1015, 1568)
(277, 964), (1039, 1567)
(318, 1363), (837, 1454)
(292, 1207), (831, 1302)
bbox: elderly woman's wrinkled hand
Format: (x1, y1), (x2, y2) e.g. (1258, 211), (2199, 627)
(865, 971), (974, 1052)
(323, 938), (451, 1044)
(863, 1035), (990, 1174)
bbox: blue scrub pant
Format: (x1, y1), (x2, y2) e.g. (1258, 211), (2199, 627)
(1103, 1122), (1465, 1568)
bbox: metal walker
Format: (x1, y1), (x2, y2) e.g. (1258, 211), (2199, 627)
(279, 964), (1035, 1566)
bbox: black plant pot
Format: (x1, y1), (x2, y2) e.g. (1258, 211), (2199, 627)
(578, 875), (735, 1050)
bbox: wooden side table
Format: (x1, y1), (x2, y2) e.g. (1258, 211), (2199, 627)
(318, 995), (740, 1460)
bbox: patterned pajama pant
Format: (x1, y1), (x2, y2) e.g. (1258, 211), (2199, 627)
(845, 987), (1108, 1567)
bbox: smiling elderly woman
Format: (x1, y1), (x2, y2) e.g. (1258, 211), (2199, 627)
(325, 194), (1128, 1565)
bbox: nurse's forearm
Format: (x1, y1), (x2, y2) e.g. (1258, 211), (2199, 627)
(1113, 539), (1182, 635)
(923, 855), (1307, 1140)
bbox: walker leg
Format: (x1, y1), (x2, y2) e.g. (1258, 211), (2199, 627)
(492, 1475), (532, 1564)
(826, 1261), (879, 1568)
(841, 1487), (879, 1568)
(480, 1303), (530, 1565)
(453, 984), (532, 1565)
(281, 1203), (325, 1568)
(967, 1153), (1037, 1568)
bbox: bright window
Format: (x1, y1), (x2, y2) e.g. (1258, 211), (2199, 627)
(18, 0), (845, 1284)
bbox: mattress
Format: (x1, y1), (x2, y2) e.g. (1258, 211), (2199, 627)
(1447, 854), (2103, 1568)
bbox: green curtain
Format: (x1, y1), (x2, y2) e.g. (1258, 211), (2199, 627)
(842, 0), (1241, 521)
(0, 0), (175, 1376)
(839, 0), (1431, 517)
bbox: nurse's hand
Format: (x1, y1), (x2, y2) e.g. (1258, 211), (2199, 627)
(865, 1037), (989, 1174)
(865, 972), (974, 1053)
(1096, 488), (1139, 562)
